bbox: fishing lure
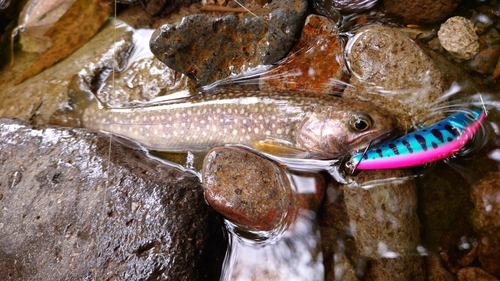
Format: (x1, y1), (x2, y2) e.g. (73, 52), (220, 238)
(345, 110), (486, 172)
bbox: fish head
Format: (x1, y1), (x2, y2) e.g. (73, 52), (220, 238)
(296, 108), (397, 159)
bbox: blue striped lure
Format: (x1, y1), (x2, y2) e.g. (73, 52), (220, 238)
(345, 110), (486, 172)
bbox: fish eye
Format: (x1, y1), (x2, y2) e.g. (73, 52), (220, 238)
(350, 113), (372, 132)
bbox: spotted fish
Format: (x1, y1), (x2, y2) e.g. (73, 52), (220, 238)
(79, 90), (397, 159)
(346, 110), (486, 171)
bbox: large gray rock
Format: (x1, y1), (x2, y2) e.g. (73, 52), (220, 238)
(0, 118), (226, 280)
(150, 0), (308, 86)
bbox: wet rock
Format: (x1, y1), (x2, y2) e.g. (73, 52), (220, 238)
(471, 172), (500, 277)
(142, 0), (197, 17)
(312, 0), (377, 15)
(319, 183), (360, 281)
(426, 251), (458, 281)
(150, 0), (308, 86)
(383, 0), (460, 24)
(438, 17), (480, 61)
(344, 24), (445, 130)
(417, 165), (475, 256)
(97, 29), (195, 108)
(0, 21), (134, 124)
(344, 169), (424, 280)
(494, 58), (500, 80)
(457, 267), (499, 281)
(332, 0), (377, 12)
(0, 119), (226, 280)
(260, 15), (349, 94)
(470, 45), (500, 74)
(203, 147), (308, 232)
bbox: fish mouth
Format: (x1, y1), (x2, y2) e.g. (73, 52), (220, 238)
(352, 129), (398, 152)
(372, 130), (398, 146)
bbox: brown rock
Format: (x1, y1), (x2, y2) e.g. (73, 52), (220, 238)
(344, 169), (424, 280)
(417, 165), (475, 256)
(383, 0), (461, 24)
(202, 147), (296, 232)
(0, 118), (226, 280)
(457, 267), (500, 281)
(471, 171), (500, 277)
(142, 0), (197, 17)
(494, 57), (500, 80)
(344, 24), (445, 130)
(260, 15), (349, 94)
(426, 251), (459, 281)
(319, 183), (360, 281)
(470, 45), (500, 74)
(0, 21), (134, 125)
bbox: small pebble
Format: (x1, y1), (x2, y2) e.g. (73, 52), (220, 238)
(438, 16), (480, 61)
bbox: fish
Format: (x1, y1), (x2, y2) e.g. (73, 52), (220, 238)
(345, 110), (486, 171)
(79, 89), (397, 160)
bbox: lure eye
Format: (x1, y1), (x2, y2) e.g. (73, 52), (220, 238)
(465, 111), (479, 121)
(350, 113), (372, 132)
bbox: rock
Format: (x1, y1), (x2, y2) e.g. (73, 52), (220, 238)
(438, 16), (480, 61)
(0, 21), (134, 125)
(417, 165), (475, 256)
(0, 119), (226, 280)
(142, 0), (197, 17)
(470, 45), (500, 74)
(319, 183), (360, 281)
(471, 172), (500, 277)
(344, 169), (424, 280)
(202, 146), (295, 232)
(312, 0), (377, 15)
(383, 0), (460, 24)
(97, 29), (196, 108)
(202, 146), (324, 233)
(457, 267), (500, 281)
(150, 0), (308, 86)
(344, 24), (445, 130)
(260, 15), (349, 94)
(426, 251), (458, 281)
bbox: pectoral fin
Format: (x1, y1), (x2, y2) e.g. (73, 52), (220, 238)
(252, 139), (307, 158)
